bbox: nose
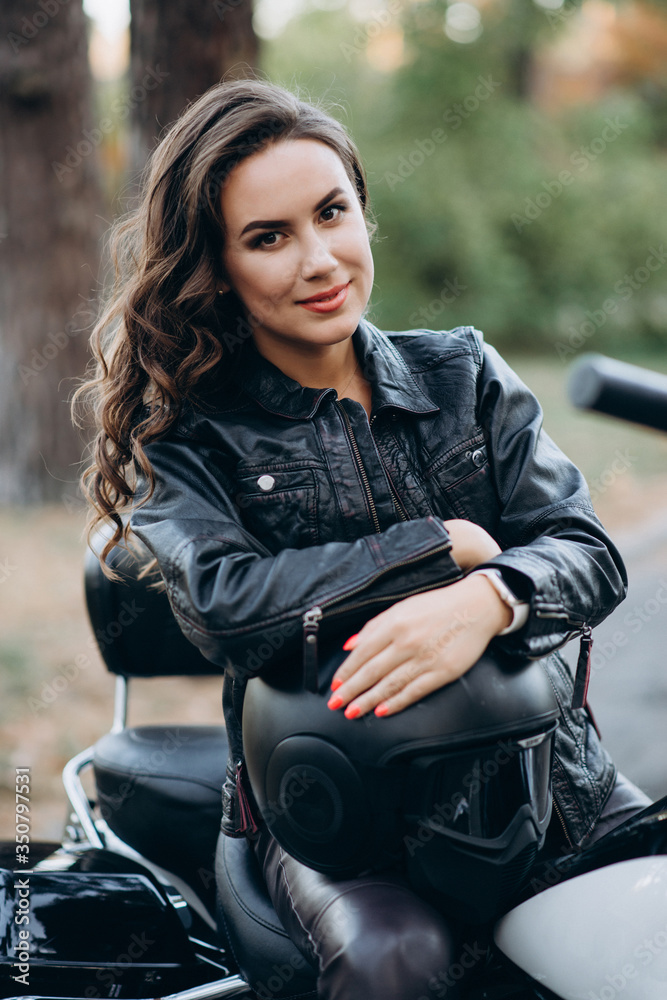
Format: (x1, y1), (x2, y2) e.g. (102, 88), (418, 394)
(300, 229), (337, 281)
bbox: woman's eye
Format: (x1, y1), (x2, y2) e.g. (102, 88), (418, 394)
(252, 231), (281, 248)
(321, 204), (346, 222)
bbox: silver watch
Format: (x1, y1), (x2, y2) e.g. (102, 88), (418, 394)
(468, 568), (529, 636)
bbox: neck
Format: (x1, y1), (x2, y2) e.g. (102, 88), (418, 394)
(253, 334), (359, 391)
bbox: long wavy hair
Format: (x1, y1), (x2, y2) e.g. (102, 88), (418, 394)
(74, 78), (373, 566)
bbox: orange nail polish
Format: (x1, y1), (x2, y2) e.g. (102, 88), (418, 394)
(328, 695), (343, 711)
(330, 677), (342, 691)
(345, 704), (361, 719)
(375, 703), (389, 717)
(343, 633), (359, 651)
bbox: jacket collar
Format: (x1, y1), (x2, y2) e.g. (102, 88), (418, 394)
(237, 318), (440, 420)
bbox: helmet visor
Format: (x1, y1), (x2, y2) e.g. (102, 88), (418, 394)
(409, 725), (556, 844)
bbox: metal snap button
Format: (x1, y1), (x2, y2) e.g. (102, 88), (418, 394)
(471, 449), (485, 467)
(257, 474), (276, 492)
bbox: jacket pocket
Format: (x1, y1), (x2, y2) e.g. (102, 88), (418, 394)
(234, 465), (319, 552)
(423, 436), (499, 528)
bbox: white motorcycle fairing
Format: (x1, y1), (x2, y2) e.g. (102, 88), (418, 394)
(494, 855), (667, 999)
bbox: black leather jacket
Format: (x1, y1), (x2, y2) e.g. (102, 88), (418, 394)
(131, 319), (625, 849)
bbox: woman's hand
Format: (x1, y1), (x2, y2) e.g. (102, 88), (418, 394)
(328, 520), (510, 719)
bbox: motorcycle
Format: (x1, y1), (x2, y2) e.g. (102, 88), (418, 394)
(2, 352), (667, 1000)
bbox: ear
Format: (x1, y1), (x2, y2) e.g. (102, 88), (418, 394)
(218, 283), (230, 295)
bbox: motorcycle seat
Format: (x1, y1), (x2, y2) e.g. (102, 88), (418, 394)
(93, 724), (227, 908)
(216, 831), (318, 998)
(93, 724), (318, 997)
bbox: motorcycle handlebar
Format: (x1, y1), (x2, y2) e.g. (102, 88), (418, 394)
(567, 353), (667, 433)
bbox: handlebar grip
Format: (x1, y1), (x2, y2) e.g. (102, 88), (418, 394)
(567, 353), (667, 433)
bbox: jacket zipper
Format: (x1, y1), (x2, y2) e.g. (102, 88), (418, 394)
(300, 542), (458, 673)
(342, 402), (410, 524)
(338, 401), (381, 534)
(572, 624), (593, 709)
(534, 608), (592, 654)
(302, 606), (323, 692)
(385, 471), (410, 521)
(551, 796), (573, 848)
(370, 412), (410, 521)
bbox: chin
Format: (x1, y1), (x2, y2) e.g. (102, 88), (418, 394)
(305, 309), (363, 341)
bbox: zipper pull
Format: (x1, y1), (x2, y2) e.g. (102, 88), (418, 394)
(302, 606), (322, 693)
(572, 625), (593, 710)
(235, 761), (258, 835)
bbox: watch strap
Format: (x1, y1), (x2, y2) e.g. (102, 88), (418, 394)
(468, 567), (529, 635)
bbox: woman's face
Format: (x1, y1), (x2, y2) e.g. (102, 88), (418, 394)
(220, 138), (374, 358)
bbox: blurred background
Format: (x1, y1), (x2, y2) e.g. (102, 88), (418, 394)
(1, 0), (667, 838)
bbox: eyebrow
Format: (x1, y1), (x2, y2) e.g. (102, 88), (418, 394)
(239, 186), (345, 237)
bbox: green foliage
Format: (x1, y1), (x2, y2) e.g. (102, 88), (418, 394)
(261, 1), (667, 352)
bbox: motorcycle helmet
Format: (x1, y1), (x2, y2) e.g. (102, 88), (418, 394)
(242, 636), (560, 923)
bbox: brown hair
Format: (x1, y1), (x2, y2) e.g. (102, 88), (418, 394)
(74, 78), (373, 566)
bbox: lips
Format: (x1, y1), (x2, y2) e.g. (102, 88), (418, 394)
(297, 282), (350, 313)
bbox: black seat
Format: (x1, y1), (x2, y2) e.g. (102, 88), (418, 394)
(85, 531), (318, 996)
(216, 833), (317, 999)
(93, 725), (228, 909)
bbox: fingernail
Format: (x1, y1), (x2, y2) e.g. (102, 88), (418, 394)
(344, 703), (361, 719)
(330, 677), (342, 691)
(375, 703), (389, 717)
(342, 633), (359, 651)
(327, 695), (343, 711)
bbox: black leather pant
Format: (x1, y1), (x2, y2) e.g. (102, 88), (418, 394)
(252, 824), (466, 1000)
(252, 773), (650, 1000)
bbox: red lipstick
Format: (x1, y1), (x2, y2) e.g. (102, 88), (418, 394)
(297, 282), (350, 313)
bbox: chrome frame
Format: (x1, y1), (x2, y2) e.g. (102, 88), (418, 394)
(8, 977), (253, 1000)
(112, 674), (129, 732)
(61, 675), (128, 847)
(61, 745), (104, 849)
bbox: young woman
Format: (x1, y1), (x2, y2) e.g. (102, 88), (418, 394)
(78, 78), (649, 999)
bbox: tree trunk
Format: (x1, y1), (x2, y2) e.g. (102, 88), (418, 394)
(0, 0), (104, 504)
(129, 0), (258, 178)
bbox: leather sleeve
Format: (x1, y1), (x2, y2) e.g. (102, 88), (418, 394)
(474, 340), (627, 659)
(130, 438), (462, 677)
